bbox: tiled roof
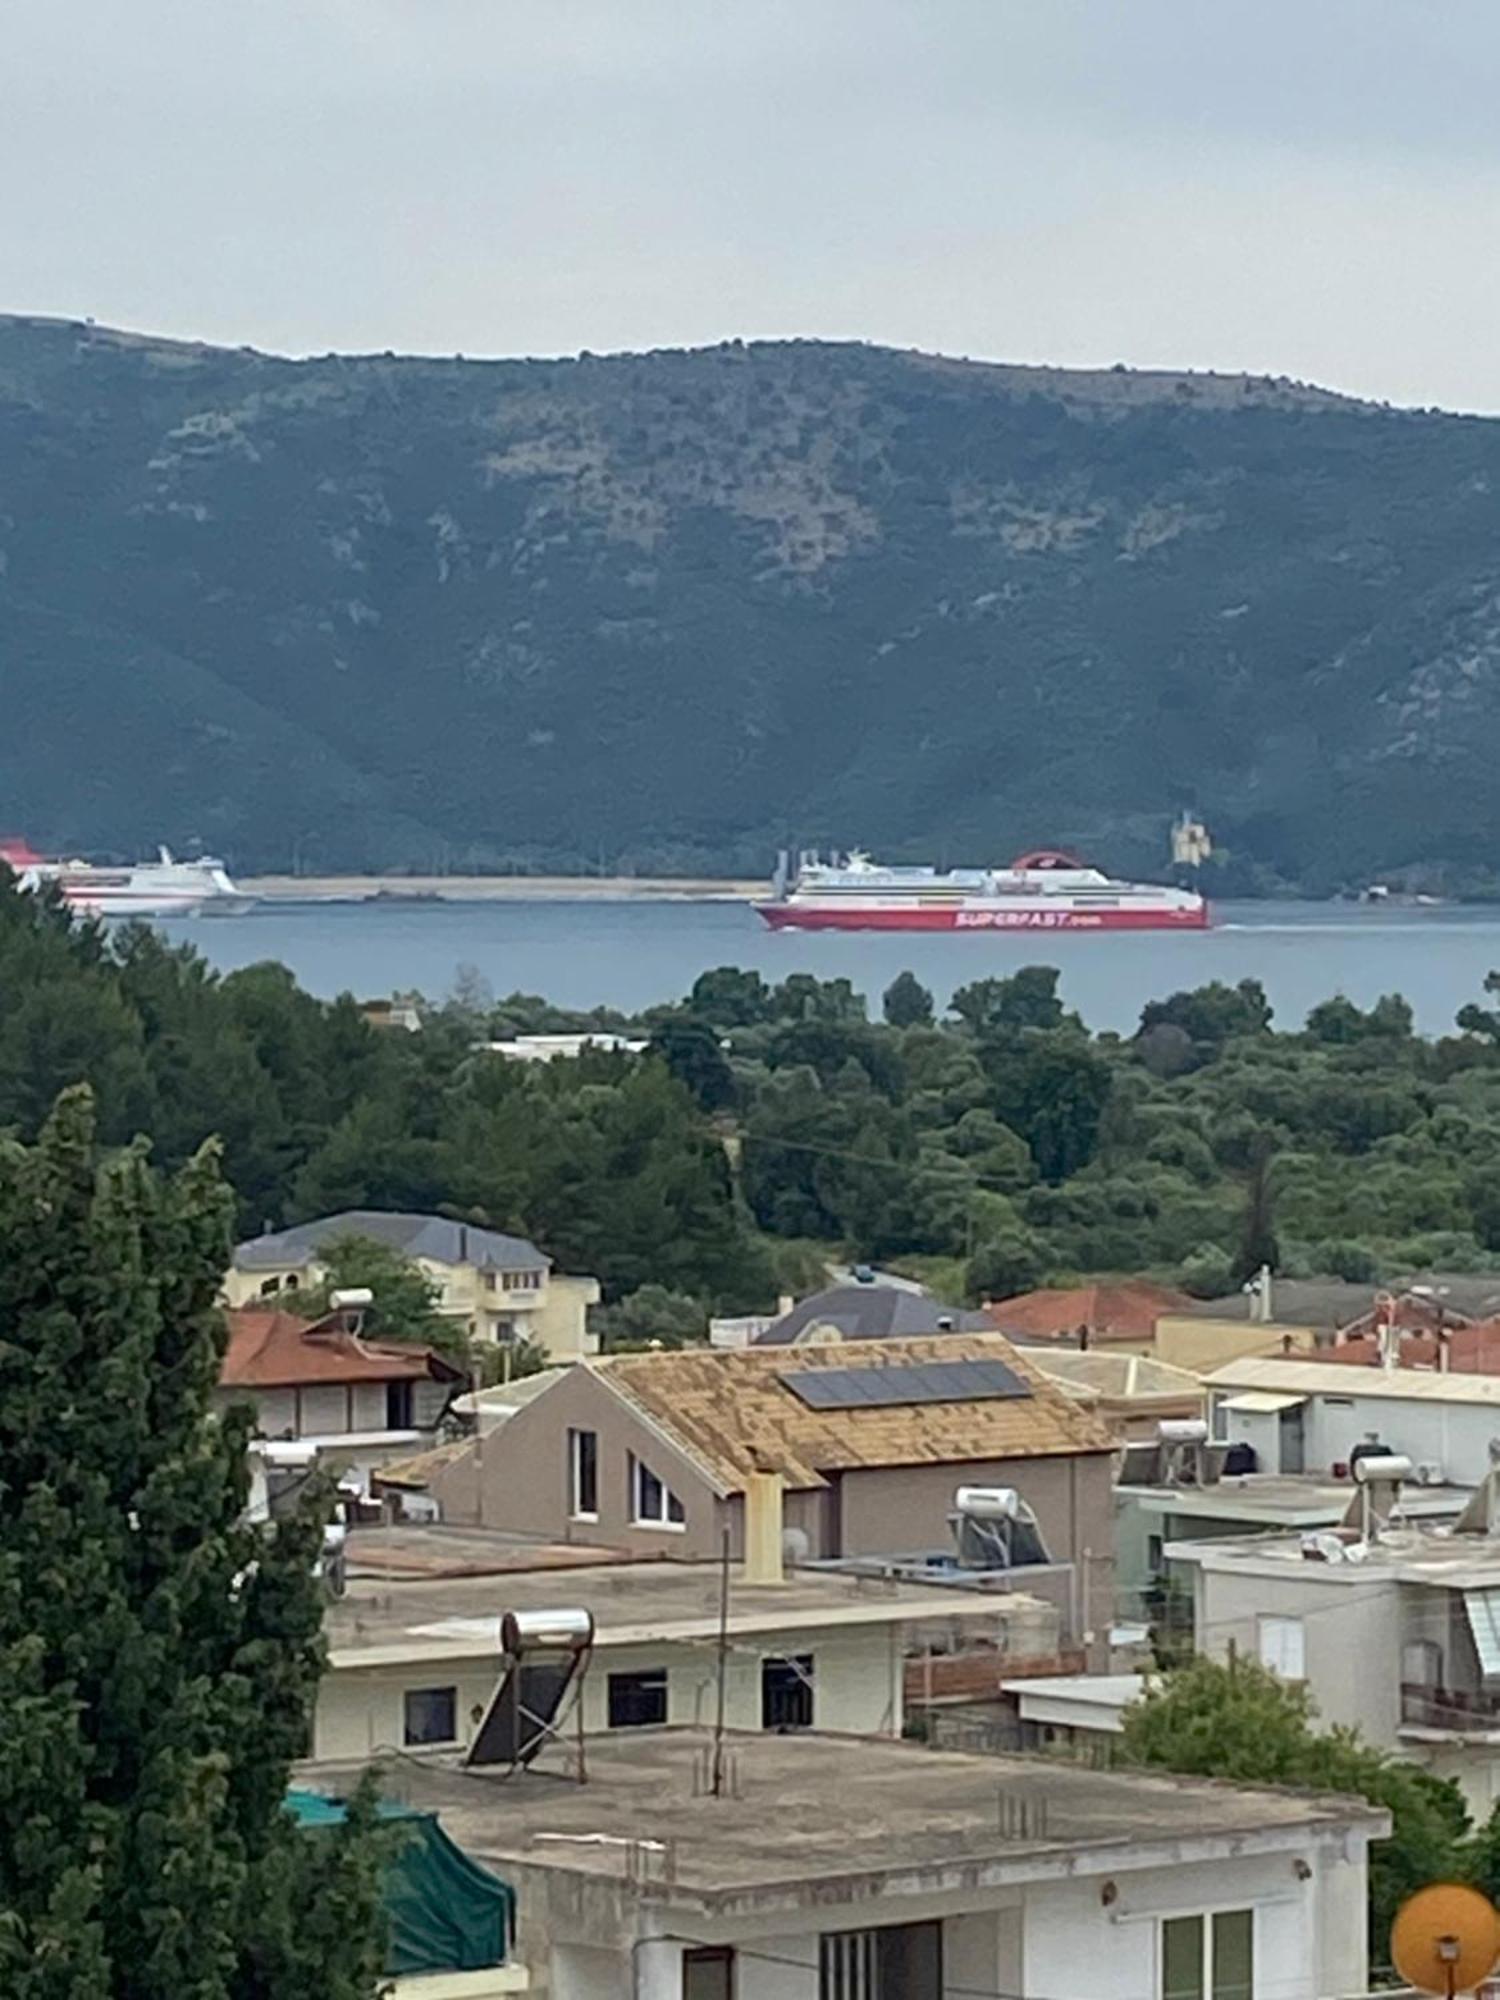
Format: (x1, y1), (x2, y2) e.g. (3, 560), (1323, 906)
(986, 1281), (1191, 1344)
(221, 1309), (463, 1389)
(593, 1333), (1115, 1493)
(753, 1284), (991, 1345)
(1305, 1317), (1500, 1376)
(234, 1210), (549, 1273)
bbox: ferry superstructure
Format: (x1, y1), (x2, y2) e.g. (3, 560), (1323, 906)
(0, 840), (253, 918)
(756, 849), (1209, 933)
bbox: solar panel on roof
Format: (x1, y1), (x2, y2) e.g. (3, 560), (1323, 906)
(779, 1359), (1031, 1411)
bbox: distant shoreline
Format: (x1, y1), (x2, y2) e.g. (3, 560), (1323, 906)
(239, 873), (767, 905)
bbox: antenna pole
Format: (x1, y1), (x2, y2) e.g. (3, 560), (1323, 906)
(711, 1523), (731, 1798)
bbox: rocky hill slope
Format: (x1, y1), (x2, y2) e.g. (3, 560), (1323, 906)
(5, 316), (1500, 889)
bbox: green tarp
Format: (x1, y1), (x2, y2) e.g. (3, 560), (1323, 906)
(286, 1789), (516, 1976)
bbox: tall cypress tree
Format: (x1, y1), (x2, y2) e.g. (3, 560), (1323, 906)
(0, 1087), (385, 1999)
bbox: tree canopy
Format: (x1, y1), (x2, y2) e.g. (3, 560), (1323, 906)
(1123, 1655), (1473, 1967)
(11, 863), (1500, 1317)
(0, 1087), (385, 1997)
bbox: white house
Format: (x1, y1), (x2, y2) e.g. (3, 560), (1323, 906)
(1205, 1355), (1500, 1486)
(313, 1531), (1037, 1763)
(1171, 1465), (1500, 1815)
(300, 1727), (1384, 2000)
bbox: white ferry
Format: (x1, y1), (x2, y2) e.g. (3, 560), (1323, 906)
(1, 838), (254, 918)
(756, 849), (1209, 933)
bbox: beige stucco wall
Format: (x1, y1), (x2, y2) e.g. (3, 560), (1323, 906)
(1155, 1315), (1318, 1373)
(530, 1273), (600, 1362)
(455, 1365), (729, 1557)
(314, 1621), (903, 1761)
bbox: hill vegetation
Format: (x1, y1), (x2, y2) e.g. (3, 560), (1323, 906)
(7, 317), (1500, 890)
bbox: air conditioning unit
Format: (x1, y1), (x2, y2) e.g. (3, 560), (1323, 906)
(1413, 1461), (1445, 1486)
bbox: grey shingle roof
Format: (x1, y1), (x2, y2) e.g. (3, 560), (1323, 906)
(752, 1285), (992, 1347)
(234, 1210), (549, 1273)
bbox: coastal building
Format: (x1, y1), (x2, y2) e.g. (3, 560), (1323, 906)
(1204, 1353), (1500, 1486)
(312, 1524), (1047, 1763)
(1113, 1434), (1468, 1616)
(299, 1727), (1384, 2000)
(476, 1032), (647, 1063)
(224, 1210), (600, 1362)
(1170, 1464), (1500, 1814)
(219, 1304), (465, 1491)
(420, 1328), (1108, 1553)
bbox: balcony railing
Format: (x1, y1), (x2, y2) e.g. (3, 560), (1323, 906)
(1401, 1683), (1500, 1732)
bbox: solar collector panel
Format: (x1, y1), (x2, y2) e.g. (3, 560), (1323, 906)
(779, 1359), (1031, 1410)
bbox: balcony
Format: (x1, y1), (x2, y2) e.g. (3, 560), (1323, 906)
(1401, 1683), (1500, 1735)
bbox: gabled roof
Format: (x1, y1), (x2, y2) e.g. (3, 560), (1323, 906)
(589, 1333), (1114, 1493)
(986, 1281), (1191, 1344)
(221, 1309), (464, 1390)
(234, 1210), (549, 1273)
(752, 1284), (991, 1346)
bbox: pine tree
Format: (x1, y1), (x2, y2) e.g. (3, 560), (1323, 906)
(0, 1087), (386, 1999)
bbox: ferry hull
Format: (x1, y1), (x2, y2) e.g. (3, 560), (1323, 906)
(756, 903), (1210, 933)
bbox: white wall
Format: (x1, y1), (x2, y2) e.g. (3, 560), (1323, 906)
(1194, 1565), (1403, 1746)
(533, 1863), (1352, 2000)
(1023, 1854), (1336, 2000)
(1216, 1386), (1500, 1484)
(314, 1622), (903, 1761)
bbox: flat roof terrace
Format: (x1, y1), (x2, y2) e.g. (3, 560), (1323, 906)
(328, 1548), (1020, 1670)
(300, 1728), (1385, 1913)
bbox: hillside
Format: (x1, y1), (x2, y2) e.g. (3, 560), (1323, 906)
(4, 316), (1500, 889)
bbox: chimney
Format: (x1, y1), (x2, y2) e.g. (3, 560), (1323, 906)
(743, 1461), (785, 1586)
(459, 1223), (470, 1264)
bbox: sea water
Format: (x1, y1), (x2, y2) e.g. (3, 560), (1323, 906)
(157, 899), (1500, 1035)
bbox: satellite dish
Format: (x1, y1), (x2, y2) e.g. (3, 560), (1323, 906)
(1391, 1883), (1500, 1996)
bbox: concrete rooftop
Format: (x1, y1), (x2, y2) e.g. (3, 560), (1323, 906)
(1123, 1473), (1471, 1527)
(1168, 1524), (1500, 1587)
(299, 1728), (1384, 1910)
(328, 1547), (1014, 1669)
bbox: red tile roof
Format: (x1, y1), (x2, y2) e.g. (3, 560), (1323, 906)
(221, 1309), (463, 1390)
(1306, 1317), (1500, 1376)
(984, 1282), (1192, 1345)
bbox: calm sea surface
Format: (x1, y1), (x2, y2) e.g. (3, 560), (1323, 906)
(155, 899), (1500, 1035)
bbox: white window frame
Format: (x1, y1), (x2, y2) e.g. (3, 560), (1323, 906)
(630, 1454), (686, 1531)
(568, 1427), (599, 1521)
(1257, 1613), (1305, 1681)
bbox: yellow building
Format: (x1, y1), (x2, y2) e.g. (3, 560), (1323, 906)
(225, 1210), (599, 1364)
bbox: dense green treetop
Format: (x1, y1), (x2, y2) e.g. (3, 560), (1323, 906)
(0, 1087), (385, 1997)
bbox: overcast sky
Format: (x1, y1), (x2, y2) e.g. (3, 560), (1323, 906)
(6, 0), (1500, 410)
